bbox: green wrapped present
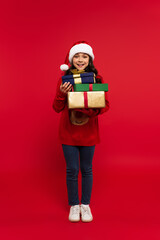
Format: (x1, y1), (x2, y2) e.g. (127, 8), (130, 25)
(73, 83), (108, 92)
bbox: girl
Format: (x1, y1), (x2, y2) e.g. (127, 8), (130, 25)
(52, 41), (109, 222)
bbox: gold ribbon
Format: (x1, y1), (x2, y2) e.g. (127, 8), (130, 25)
(73, 74), (82, 84)
(70, 69), (85, 74)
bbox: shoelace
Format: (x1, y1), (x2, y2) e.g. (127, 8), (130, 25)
(81, 206), (91, 216)
(71, 206), (79, 215)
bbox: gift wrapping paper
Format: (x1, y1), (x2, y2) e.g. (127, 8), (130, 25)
(68, 91), (106, 109)
(62, 72), (96, 85)
(73, 83), (108, 92)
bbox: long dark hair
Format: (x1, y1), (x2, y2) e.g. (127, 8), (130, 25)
(65, 56), (102, 83)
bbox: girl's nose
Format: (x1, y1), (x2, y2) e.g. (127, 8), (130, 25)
(78, 58), (83, 62)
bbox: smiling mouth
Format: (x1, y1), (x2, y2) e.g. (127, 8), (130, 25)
(77, 64), (84, 67)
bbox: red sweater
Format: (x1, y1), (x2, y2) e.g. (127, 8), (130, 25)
(52, 75), (109, 146)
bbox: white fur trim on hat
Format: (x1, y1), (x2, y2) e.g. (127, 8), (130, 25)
(69, 43), (94, 63)
(60, 64), (69, 71)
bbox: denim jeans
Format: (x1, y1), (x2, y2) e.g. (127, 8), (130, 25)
(62, 144), (95, 206)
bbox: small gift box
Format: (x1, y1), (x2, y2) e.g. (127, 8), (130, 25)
(62, 72), (96, 85)
(73, 83), (108, 92)
(68, 91), (105, 109)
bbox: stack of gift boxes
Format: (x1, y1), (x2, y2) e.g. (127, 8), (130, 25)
(62, 72), (108, 109)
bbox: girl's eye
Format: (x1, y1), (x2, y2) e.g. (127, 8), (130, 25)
(82, 55), (88, 58)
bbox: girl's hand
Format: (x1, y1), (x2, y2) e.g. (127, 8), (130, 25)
(60, 82), (72, 94)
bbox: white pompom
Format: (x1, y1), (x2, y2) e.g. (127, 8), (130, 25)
(60, 64), (69, 71)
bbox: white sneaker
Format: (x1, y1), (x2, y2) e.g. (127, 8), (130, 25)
(80, 204), (93, 222)
(68, 205), (80, 222)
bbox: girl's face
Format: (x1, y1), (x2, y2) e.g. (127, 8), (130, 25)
(72, 53), (89, 71)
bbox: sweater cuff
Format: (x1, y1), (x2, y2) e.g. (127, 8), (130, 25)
(57, 88), (67, 98)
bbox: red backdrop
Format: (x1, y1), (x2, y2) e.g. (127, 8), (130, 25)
(0, 0), (160, 239)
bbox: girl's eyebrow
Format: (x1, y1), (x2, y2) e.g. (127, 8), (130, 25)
(74, 53), (88, 57)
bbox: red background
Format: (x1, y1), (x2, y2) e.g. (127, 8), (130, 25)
(0, 0), (160, 239)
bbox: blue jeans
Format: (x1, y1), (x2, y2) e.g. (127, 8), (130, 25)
(62, 144), (95, 206)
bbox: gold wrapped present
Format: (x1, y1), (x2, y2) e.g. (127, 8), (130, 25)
(68, 91), (106, 109)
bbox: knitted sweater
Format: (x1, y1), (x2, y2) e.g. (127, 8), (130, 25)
(52, 75), (109, 146)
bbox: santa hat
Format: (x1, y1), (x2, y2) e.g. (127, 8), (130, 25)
(60, 41), (94, 71)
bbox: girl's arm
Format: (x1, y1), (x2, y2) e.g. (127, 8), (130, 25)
(52, 78), (68, 113)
